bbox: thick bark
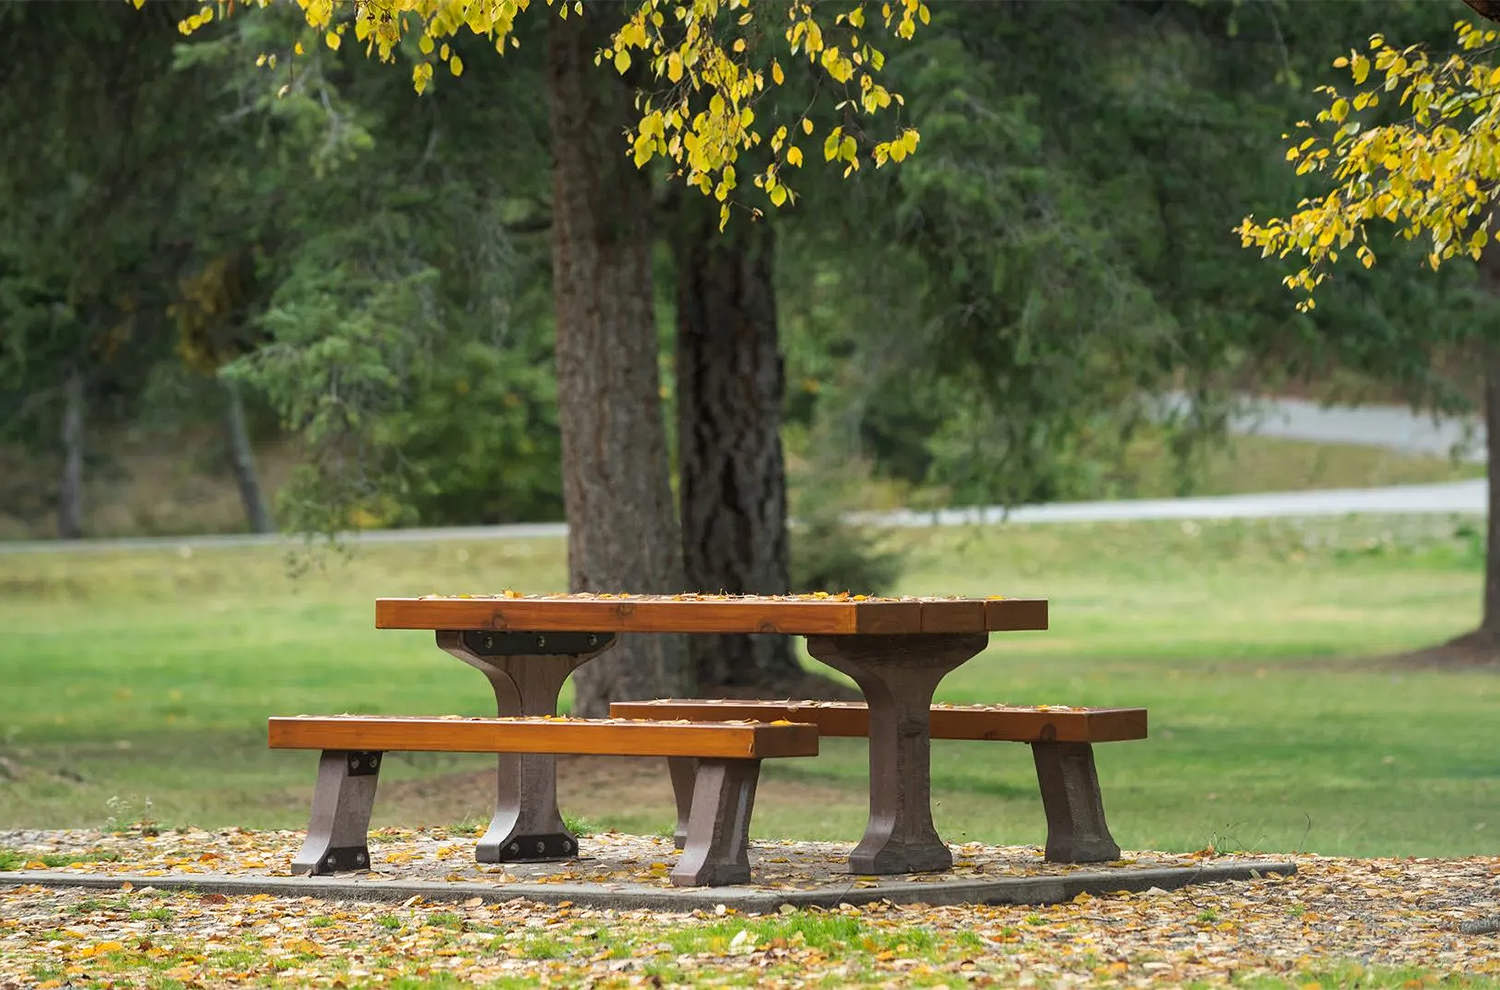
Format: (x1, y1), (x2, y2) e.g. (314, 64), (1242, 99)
(221, 377), (274, 534)
(548, 14), (693, 715)
(1464, 1), (1500, 26)
(58, 366), (85, 539)
(1483, 347), (1500, 635)
(673, 200), (803, 690)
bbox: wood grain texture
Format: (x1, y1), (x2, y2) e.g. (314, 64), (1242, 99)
(268, 716), (819, 759)
(609, 700), (1147, 743)
(375, 596), (1048, 635)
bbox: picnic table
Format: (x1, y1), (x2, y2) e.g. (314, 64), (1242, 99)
(373, 592), (1048, 875)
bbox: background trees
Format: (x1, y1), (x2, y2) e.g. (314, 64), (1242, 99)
(3, 0), (1495, 691)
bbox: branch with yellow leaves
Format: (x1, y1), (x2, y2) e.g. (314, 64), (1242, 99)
(165, 0), (930, 229)
(1238, 20), (1500, 310)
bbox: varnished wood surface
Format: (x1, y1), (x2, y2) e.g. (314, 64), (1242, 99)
(609, 700), (1147, 744)
(268, 715), (819, 759)
(375, 594), (1047, 635)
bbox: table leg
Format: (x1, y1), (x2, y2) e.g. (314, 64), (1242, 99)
(438, 630), (614, 863)
(805, 633), (988, 874)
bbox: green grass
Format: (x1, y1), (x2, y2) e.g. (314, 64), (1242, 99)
(1, 512), (1497, 857)
(1100, 433), (1482, 500)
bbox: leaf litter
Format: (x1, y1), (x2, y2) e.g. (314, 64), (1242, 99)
(1, 827), (1499, 987)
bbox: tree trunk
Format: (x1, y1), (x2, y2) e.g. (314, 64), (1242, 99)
(673, 199), (804, 691)
(547, 13), (693, 715)
(1482, 346), (1500, 636)
(1422, 342), (1500, 662)
(58, 365), (85, 539)
(221, 377), (274, 534)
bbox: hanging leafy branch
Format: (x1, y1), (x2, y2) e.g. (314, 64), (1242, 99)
(1237, 18), (1500, 310)
(163, 0), (928, 228)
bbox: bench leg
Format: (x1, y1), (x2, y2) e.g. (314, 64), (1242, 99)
(671, 758), (760, 887)
(807, 633), (988, 875)
(292, 750), (382, 876)
(1031, 741), (1121, 863)
(667, 756), (697, 850)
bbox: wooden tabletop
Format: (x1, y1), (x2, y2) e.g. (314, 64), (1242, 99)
(376, 593), (1047, 635)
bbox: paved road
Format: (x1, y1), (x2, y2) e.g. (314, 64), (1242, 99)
(1211, 393), (1484, 462)
(1, 397), (1487, 554)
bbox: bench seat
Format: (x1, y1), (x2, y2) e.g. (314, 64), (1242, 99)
(610, 700), (1146, 863)
(269, 715), (819, 886)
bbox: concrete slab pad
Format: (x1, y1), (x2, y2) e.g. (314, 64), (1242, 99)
(0, 829), (1296, 914)
(3, 860), (1295, 914)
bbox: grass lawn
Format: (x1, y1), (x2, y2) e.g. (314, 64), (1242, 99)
(2, 512), (1497, 858)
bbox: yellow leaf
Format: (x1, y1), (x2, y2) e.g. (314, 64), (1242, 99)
(824, 129), (840, 161)
(772, 59), (785, 86)
(801, 117), (814, 136)
(667, 52), (683, 83)
(769, 184), (788, 207)
(1489, 65), (1500, 87)
(450, 55), (464, 77)
(614, 49), (631, 74)
(326, 31), (341, 51)
(787, 145), (803, 167)
(1353, 54), (1370, 84)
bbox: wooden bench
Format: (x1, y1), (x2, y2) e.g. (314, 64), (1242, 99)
(269, 715), (818, 886)
(610, 700), (1146, 864)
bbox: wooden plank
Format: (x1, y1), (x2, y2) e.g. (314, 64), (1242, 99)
(986, 597), (1048, 631)
(917, 600), (988, 633)
(609, 700), (1147, 744)
(268, 715), (820, 759)
(375, 595), (1048, 635)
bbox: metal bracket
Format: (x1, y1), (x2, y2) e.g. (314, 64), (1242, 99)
(486, 832), (578, 862)
(459, 630), (614, 657)
(313, 845), (371, 873)
(345, 751), (382, 776)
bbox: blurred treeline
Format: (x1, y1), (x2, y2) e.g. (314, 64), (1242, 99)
(0, 0), (1491, 538)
